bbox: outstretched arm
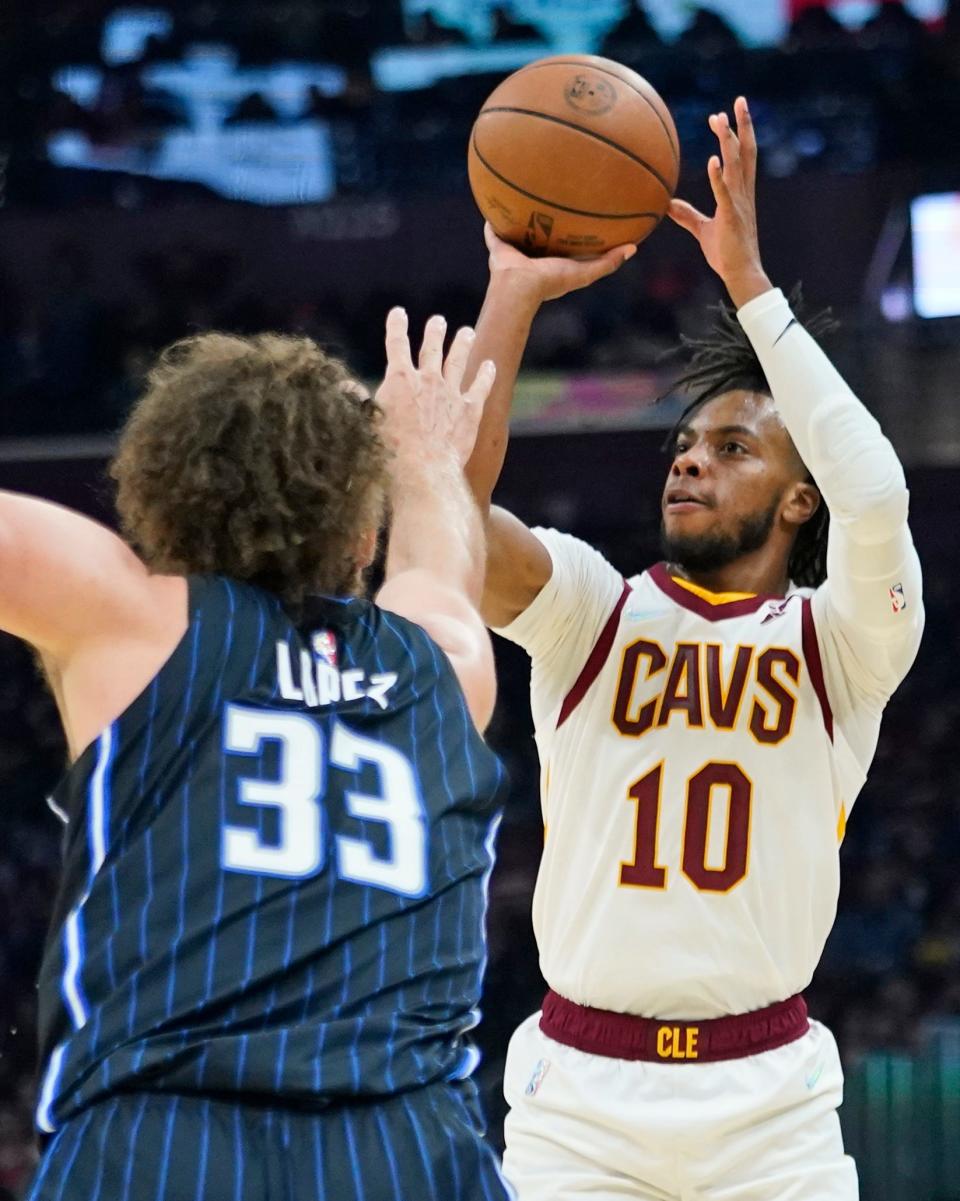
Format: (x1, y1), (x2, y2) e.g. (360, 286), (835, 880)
(0, 490), (159, 657)
(374, 309), (500, 730)
(462, 226), (636, 627)
(671, 98), (922, 742)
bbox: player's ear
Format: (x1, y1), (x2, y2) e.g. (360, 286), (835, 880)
(782, 481), (820, 530)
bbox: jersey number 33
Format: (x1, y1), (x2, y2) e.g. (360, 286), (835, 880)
(221, 704), (427, 898)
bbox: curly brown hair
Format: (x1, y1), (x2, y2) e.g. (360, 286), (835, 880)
(110, 332), (387, 607)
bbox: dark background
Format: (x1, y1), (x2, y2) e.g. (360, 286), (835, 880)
(2, 2), (960, 1198)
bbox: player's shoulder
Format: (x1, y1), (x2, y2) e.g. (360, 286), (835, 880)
(529, 527), (631, 612)
(533, 526), (616, 575)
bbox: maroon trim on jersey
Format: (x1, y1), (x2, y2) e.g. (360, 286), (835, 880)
(556, 580), (632, 730)
(540, 989), (809, 1064)
(648, 563), (783, 622)
(801, 597), (834, 742)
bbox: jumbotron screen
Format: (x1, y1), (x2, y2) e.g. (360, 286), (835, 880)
(402, 0), (946, 51)
(912, 192), (960, 319)
(46, 1), (948, 206)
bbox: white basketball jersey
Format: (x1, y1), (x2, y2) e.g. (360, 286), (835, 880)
(496, 530), (882, 1020)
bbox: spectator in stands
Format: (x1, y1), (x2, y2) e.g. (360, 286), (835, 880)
(601, 1), (663, 55)
(859, 0), (928, 48)
(407, 10), (469, 46)
(490, 5), (544, 43)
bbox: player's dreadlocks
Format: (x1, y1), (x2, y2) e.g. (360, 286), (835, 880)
(665, 288), (837, 588)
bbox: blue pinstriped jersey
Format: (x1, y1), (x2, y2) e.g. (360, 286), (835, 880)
(35, 576), (507, 1131)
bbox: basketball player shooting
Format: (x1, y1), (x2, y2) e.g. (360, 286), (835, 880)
(462, 97), (924, 1200)
(0, 315), (519, 1201)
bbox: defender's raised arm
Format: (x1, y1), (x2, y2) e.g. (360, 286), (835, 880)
(375, 308), (500, 729)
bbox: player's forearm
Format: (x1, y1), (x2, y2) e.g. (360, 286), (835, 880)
(463, 274), (542, 511)
(385, 462), (486, 608)
(737, 288), (909, 545)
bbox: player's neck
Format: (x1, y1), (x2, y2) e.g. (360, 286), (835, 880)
(669, 552), (791, 599)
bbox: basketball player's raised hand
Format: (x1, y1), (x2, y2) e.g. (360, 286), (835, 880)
(668, 96), (773, 309)
(484, 222), (636, 303)
(376, 308), (497, 471)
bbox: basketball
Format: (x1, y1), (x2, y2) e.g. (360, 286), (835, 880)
(468, 55), (680, 258)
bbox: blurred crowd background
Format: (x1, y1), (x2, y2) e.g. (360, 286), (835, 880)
(2, 2), (960, 1198)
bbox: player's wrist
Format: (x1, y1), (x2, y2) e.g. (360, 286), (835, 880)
(723, 265), (773, 310)
(486, 266), (551, 310)
(390, 449), (462, 495)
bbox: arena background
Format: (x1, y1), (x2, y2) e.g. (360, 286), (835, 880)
(2, 1), (960, 1197)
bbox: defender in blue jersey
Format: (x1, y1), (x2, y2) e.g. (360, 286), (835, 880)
(0, 311), (517, 1199)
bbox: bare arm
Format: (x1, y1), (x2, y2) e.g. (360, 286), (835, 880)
(373, 309), (499, 730)
(0, 490), (157, 656)
(462, 225), (636, 626)
(462, 267), (542, 513)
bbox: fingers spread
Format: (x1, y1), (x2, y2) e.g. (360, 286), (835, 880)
(418, 314), (446, 376)
(443, 325), (476, 391)
(384, 307), (414, 374)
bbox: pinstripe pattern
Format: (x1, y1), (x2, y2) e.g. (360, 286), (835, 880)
(29, 1082), (513, 1201)
(310, 1111), (324, 1200)
(164, 620), (203, 1019)
(194, 1099), (211, 1201)
(33, 577), (506, 1141)
(401, 1094), (438, 1201)
(28, 1104), (93, 1201)
(25, 1113), (69, 1195)
(105, 865), (120, 990)
(232, 1104), (244, 1201)
(46, 1108), (93, 1201)
(341, 1110), (365, 1201)
(373, 1107), (404, 1201)
(88, 1096), (120, 1201)
(119, 1097), (148, 1201)
(154, 1096), (179, 1199)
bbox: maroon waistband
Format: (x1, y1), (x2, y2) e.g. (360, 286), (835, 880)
(539, 990), (809, 1064)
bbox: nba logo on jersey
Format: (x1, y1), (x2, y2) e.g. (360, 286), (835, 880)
(525, 1058), (550, 1097)
(889, 583), (907, 614)
(312, 630), (338, 666)
(761, 598), (790, 624)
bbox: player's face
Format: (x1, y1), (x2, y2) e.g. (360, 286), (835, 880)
(660, 390), (808, 574)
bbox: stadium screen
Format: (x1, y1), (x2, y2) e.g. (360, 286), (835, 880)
(46, 2), (948, 207)
(911, 193), (960, 320)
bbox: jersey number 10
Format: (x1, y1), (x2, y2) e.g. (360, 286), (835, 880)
(221, 704), (427, 897)
(620, 762), (751, 893)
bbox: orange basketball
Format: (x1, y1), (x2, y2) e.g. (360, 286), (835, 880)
(468, 55), (680, 257)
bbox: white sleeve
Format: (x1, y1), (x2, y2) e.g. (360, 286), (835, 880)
(738, 289), (924, 768)
(492, 528), (625, 727)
